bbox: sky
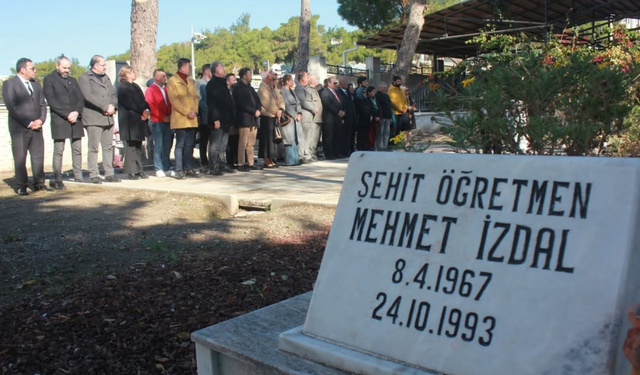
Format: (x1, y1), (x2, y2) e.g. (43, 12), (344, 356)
(0, 0), (355, 76)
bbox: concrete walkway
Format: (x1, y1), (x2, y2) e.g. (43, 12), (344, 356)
(65, 159), (350, 214)
(59, 140), (453, 214)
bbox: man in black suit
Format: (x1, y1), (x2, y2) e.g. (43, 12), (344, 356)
(43, 55), (85, 189)
(3, 58), (51, 195)
(231, 67), (262, 171)
(337, 77), (357, 157)
(319, 77), (344, 160)
(206, 61), (237, 175)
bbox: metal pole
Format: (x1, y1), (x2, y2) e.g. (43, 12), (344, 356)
(190, 25), (196, 80)
(544, 0), (549, 46)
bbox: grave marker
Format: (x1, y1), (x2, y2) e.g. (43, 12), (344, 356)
(280, 153), (640, 375)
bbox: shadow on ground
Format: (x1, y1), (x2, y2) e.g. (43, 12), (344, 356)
(0, 177), (334, 374)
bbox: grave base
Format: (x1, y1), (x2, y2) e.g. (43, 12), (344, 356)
(279, 327), (439, 375)
(191, 292), (350, 375)
(192, 292), (442, 375)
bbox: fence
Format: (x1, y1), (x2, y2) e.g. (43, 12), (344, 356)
(326, 64), (369, 78)
(380, 64), (433, 76)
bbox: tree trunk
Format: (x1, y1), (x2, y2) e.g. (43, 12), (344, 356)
(130, 0), (159, 88)
(296, 0), (311, 72)
(392, 0), (426, 83)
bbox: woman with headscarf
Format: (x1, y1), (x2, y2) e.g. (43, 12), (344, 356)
(117, 65), (151, 180)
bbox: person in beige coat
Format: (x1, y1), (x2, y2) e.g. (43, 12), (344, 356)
(258, 70), (285, 168)
(166, 58), (199, 179)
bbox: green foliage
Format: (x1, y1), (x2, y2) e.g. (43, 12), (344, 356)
(337, 0), (461, 33)
(8, 57), (87, 83)
(1, 57), (86, 102)
(129, 13), (397, 74)
(433, 24), (640, 156)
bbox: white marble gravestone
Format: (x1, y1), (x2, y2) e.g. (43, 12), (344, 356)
(280, 152), (640, 375)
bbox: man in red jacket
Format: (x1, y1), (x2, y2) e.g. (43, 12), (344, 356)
(144, 69), (174, 177)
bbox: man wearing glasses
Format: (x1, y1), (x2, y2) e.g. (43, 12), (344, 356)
(3, 58), (50, 195)
(319, 77), (345, 160)
(78, 55), (121, 184)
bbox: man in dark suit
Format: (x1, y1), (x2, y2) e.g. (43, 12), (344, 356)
(337, 77), (357, 157)
(3, 58), (51, 195)
(319, 77), (344, 160)
(43, 55), (85, 189)
(206, 61), (237, 175)
(231, 67), (262, 171)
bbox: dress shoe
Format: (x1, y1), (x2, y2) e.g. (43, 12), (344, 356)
(186, 170), (201, 178)
(34, 185), (54, 192)
(175, 171), (187, 180)
(220, 164), (237, 173)
(237, 165), (250, 172)
(104, 175), (121, 183)
(17, 188), (28, 196)
(52, 181), (66, 190)
(249, 164), (263, 171)
(127, 174), (140, 180)
(136, 173), (149, 179)
(209, 167), (223, 176)
(72, 177), (85, 183)
(90, 177), (103, 184)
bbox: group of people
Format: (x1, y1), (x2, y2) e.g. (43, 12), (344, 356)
(3, 54), (417, 195)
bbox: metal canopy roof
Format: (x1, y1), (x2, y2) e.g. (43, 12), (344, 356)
(357, 0), (640, 58)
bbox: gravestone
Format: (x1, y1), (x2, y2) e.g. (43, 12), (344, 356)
(280, 152), (640, 375)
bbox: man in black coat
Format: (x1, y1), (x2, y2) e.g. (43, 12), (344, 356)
(206, 61), (237, 175)
(231, 67), (262, 171)
(3, 57), (50, 195)
(337, 77), (357, 157)
(43, 55), (85, 189)
(319, 77), (344, 160)
(375, 82), (393, 151)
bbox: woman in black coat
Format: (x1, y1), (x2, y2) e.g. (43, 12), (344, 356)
(355, 86), (380, 150)
(117, 65), (151, 179)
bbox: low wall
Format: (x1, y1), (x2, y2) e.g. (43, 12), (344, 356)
(0, 105), (103, 174)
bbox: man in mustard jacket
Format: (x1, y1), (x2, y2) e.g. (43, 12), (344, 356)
(167, 58), (199, 180)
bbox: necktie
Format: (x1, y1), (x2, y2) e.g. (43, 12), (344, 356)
(27, 81), (33, 96)
(332, 89), (340, 103)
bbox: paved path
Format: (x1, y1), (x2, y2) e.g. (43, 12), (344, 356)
(60, 140), (453, 213)
(65, 159), (350, 213)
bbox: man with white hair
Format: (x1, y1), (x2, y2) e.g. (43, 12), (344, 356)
(294, 71), (315, 163)
(308, 74), (323, 161)
(375, 82), (393, 151)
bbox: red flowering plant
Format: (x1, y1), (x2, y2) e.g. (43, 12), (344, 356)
(434, 24), (640, 156)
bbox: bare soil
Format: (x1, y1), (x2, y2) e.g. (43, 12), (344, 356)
(0, 177), (334, 375)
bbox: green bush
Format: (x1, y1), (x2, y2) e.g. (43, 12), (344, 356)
(433, 25), (640, 156)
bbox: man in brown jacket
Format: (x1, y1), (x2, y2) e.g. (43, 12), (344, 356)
(166, 58), (199, 180)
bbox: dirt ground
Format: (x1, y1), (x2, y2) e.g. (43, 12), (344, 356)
(0, 177), (334, 375)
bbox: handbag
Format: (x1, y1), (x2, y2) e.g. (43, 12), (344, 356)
(274, 122), (284, 144)
(278, 113), (292, 126)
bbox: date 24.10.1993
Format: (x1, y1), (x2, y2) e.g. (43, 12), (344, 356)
(371, 293), (496, 347)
